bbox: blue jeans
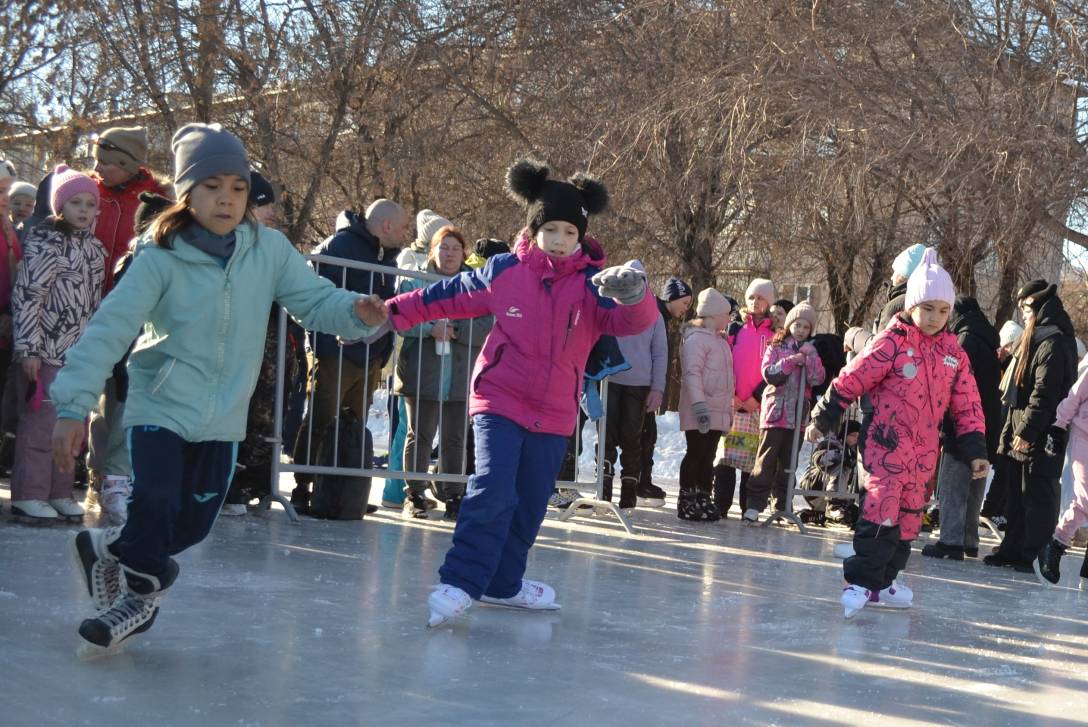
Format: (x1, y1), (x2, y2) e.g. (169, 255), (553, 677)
(438, 414), (567, 599)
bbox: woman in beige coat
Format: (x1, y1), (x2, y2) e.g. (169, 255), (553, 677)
(677, 289), (735, 520)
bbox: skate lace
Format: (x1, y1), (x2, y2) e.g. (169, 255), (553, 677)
(91, 562), (123, 606)
(100, 597), (152, 635)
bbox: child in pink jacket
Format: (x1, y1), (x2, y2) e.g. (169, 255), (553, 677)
(807, 249), (988, 618)
(745, 302), (825, 522)
(372, 159), (658, 627)
(677, 288), (735, 521)
(1034, 362), (1088, 586)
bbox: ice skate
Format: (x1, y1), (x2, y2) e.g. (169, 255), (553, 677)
(1034, 539), (1066, 587)
(480, 579), (562, 611)
(219, 503), (247, 517)
(841, 584), (871, 618)
(921, 541), (964, 561)
(99, 477), (132, 526)
(76, 561), (176, 657)
(548, 488), (581, 509)
(427, 583), (472, 628)
(10, 500), (59, 524)
(49, 498), (85, 523)
(868, 580), (912, 609)
(72, 527), (124, 611)
(742, 508), (760, 525)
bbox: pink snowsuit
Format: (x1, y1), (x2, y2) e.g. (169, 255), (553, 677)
(814, 316), (986, 539)
(1053, 366), (1088, 545)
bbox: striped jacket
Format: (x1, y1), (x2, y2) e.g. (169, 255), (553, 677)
(13, 218), (106, 366)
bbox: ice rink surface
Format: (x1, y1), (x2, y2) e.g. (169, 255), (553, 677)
(3, 477), (1088, 727)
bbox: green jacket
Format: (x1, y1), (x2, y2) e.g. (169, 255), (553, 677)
(51, 221), (377, 442)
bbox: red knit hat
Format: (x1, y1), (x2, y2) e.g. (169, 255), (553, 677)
(50, 164), (100, 216)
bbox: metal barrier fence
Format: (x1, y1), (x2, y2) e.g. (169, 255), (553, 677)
(257, 254), (621, 529)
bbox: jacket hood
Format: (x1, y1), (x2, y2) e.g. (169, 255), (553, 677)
(1035, 296), (1075, 337)
(950, 296), (999, 350)
(93, 168), (168, 198)
(513, 229), (603, 277)
(682, 322), (724, 342)
(887, 280), (907, 302)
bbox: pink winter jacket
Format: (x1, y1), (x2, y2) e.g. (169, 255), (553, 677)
(678, 324), (735, 432)
(759, 338), (826, 430)
(730, 314), (775, 401)
(387, 233), (658, 436)
(812, 315), (986, 538)
(1055, 367), (1088, 439)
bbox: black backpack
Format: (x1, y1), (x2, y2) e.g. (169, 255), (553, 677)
(309, 408), (374, 520)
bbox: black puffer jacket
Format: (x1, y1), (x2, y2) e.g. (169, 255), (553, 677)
(998, 296), (1078, 477)
(943, 296), (1001, 462)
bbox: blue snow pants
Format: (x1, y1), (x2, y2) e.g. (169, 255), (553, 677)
(108, 426), (238, 581)
(438, 413), (567, 600)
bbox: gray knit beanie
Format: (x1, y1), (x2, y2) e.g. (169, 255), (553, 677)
(171, 123), (250, 198)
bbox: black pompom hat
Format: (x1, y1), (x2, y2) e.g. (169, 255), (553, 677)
(504, 158), (608, 241)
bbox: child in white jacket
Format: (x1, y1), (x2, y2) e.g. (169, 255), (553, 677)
(1034, 359), (1088, 586)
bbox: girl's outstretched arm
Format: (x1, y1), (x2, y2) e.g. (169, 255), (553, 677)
(387, 258), (498, 330)
(810, 330), (898, 435)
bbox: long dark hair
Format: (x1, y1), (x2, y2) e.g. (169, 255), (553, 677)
(1013, 311), (1037, 387)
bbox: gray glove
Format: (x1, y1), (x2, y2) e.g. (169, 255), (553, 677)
(591, 260), (646, 305)
(693, 401), (711, 434)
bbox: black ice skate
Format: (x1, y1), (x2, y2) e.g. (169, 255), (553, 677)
(72, 527), (124, 611)
(76, 560), (178, 660)
(1034, 539), (1066, 587)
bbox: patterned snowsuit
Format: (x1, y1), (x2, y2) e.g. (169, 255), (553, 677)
(813, 315), (986, 591)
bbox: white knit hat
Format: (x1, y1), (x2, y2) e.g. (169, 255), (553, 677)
(696, 288), (731, 317)
(416, 209), (452, 246)
(998, 321), (1024, 349)
(745, 278), (775, 304)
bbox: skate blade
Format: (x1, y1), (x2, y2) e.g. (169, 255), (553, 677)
(478, 599), (562, 611)
(76, 640), (125, 662)
(427, 611), (461, 629)
(1032, 559), (1059, 588)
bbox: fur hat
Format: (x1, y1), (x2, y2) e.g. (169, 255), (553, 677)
(171, 123), (250, 199)
(474, 238), (510, 259)
(745, 278), (775, 305)
(998, 320), (1024, 349)
(94, 126), (149, 173)
(892, 243), (927, 280)
(248, 170), (275, 207)
(416, 209), (452, 246)
(505, 158), (608, 241)
(844, 326), (873, 354)
(663, 277), (693, 302)
(696, 288), (731, 318)
(904, 247), (955, 310)
(784, 301), (817, 332)
(9, 181), (36, 199)
(1015, 279), (1057, 311)
(50, 164), (100, 216)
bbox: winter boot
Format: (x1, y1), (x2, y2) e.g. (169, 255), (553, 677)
(713, 463), (732, 517)
(73, 527), (124, 611)
(636, 481), (666, 508)
(742, 508), (760, 525)
(406, 490), (433, 519)
(1034, 539), (1066, 587)
(841, 584), (871, 619)
(443, 494), (462, 521)
(678, 490), (720, 521)
(618, 476), (638, 512)
(481, 579), (562, 610)
(427, 583), (472, 628)
(921, 541), (964, 561)
(10, 500), (59, 524)
(99, 476), (132, 526)
(289, 484), (310, 514)
(77, 560), (178, 654)
(0, 431), (15, 475)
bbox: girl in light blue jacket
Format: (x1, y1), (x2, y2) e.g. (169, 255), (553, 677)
(50, 123), (387, 655)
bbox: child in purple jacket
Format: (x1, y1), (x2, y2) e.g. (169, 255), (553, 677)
(368, 159), (658, 627)
(744, 302), (825, 521)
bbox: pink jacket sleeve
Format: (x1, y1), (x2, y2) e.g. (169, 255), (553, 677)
(828, 331), (897, 404)
(1055, 368), (1088, 430)
(762, 343), (794, 386)
(805, 349), (826, 387)
(388, 269), (492, 332)
(593, 287), (659, 338)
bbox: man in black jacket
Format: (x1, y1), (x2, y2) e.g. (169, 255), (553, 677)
(923, 297), (1002, 560)
(291, 199), (408, 504)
